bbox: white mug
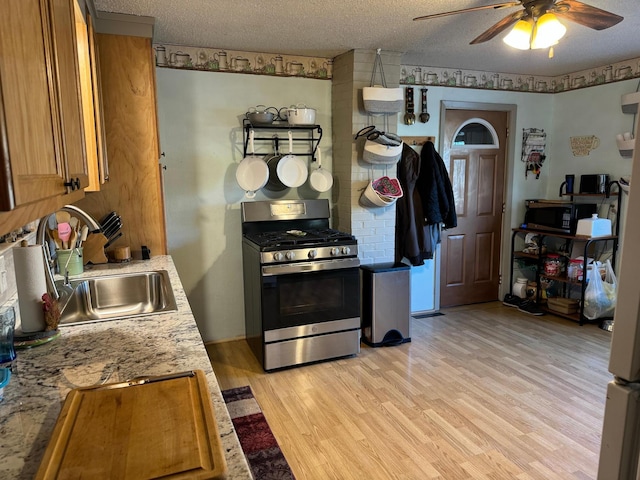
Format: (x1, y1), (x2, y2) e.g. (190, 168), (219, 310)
(217, 52), (228, 70)
(424, 72), (438, 84)
(274, 55), (284, 74)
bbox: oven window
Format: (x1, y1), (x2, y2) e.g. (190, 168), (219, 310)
(262, 267), (360, 330)
(280, 276), (343, 315)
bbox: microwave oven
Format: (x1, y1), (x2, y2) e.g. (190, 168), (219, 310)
(523, 200), (597, 234)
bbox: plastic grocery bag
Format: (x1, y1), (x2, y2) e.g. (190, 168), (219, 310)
(583, 259), (617, 320)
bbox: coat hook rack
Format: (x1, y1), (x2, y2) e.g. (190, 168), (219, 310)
(400, 136), (436, 146)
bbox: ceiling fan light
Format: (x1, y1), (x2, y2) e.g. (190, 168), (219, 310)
(531, 12), (566, 49)
(503, 18), (533, 50)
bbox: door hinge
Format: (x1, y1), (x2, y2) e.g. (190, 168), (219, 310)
(506, 127), (509, 137)
(499, 274), (502, 285)
(502, 203), (506, 213)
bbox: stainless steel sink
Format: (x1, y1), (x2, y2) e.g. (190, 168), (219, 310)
(58, 270), (178, 325)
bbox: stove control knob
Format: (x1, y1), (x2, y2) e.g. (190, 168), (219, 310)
(341, 246), (351, 255)
(273, 252), (284, 262)
(286, 251), (296, 260)
(308, 249), (317, 259)
(330, 247), (341, 256)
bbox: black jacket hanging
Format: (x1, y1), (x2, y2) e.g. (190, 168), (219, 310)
(415, 141), (457, 229)
(395, 144), (428, 265)
(395, 141), (457, 266)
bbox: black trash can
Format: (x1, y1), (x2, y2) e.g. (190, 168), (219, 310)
(360, 263), (411, 347)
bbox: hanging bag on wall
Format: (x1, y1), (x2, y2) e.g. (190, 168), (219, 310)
(362, 49), (403, 114)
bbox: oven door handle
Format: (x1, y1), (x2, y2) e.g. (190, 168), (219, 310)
(262, 258), (360, 276)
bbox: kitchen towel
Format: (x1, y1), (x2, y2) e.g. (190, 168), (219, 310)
(13, 245), (47, 333)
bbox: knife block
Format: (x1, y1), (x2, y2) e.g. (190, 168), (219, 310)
(82, 233), (108, 265)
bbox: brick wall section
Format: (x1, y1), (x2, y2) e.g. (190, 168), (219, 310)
(331, 49), (402, 265)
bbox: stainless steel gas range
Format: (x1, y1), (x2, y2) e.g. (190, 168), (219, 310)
(241, 199), (360, 371)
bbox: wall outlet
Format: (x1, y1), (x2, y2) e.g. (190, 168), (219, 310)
(0, 256), (7, 295)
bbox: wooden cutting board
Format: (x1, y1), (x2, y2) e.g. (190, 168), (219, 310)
(35, 370), (227, 479)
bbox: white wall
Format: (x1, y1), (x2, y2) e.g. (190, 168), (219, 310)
(156, 68), (331, 342)
(156, 66), (637, 342)
(549, 79), (636, 192)
(549, 79), (637, 271)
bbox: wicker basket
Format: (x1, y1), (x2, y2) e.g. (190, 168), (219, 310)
(362, 140), (402, 165)
(362, 49), (403, 115)
(547, 297), (580, 314)
(359, 181), (397, 208)
(363, 87), (403, 114)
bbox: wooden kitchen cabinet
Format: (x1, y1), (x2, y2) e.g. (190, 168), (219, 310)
(75, 4), (109, 191)
(75, 33), (167, 258)
(50, 0), (89, 190)
(0, 0), (88, 212)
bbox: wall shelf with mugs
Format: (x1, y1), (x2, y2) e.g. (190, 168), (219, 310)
(153, 44), (333, 80)
(559, 177), (620, 201)
(242, 120), (322, 159)
(618, 91), (640, 158)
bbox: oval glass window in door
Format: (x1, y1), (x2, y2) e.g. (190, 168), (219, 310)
(452, 118), (499, 147)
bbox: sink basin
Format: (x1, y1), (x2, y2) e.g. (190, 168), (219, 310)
(58, 270), (178, 325)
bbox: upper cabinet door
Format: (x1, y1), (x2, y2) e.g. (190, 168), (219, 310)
(0, 0), (89, 212)
(88, 12), (109, 185)
(76, 5), (109, 191)
(0, 0), (66, 210)
(49, 0), (89, 190)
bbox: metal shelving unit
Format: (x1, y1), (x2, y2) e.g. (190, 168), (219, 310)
(510, 182), (622, 325)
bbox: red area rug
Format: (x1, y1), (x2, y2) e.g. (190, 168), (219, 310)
(222, 386), (296, 480)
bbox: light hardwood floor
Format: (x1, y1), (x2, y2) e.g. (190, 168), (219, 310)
(207, 302), (612, 479)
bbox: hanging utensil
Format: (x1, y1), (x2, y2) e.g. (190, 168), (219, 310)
(276, 130), (308, 188)
(404, 87), (415, 125)
(419, 88), (430, 123)
(265, 135), (287, 191)
(236, 129), (269, 198)
(309, 148), (333, 193)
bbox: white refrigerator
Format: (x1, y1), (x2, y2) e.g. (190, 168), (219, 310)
(598, 121), (640, 478)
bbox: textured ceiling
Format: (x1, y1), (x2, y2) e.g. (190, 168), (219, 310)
(94, 0), (640, 76)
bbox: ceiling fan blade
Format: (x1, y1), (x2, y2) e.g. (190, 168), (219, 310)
(470, 10), (526, 44)
(554, 0), (623, 30)
(413, 2), (521, 21)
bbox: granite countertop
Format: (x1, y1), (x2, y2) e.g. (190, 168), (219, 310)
(0, 256), (252, 479)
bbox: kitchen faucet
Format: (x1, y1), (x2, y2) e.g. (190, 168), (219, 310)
(36, 205), (101, 301)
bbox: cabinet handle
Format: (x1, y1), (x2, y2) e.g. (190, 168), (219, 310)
(63, 178), (81, 191)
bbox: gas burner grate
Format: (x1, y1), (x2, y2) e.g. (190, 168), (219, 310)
(307, 229), (356, 243)
(245, 228), (355, 248)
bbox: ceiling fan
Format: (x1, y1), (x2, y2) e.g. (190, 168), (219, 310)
(413, 1), (623, 46)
